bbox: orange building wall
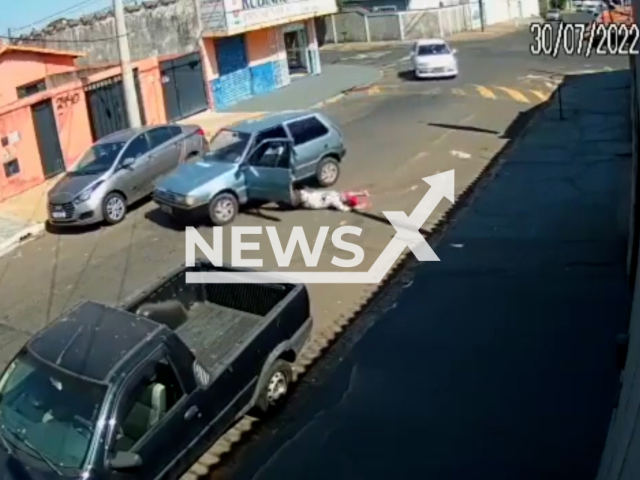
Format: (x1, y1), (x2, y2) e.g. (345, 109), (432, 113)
(0, 52), (77, 107)
(136, 58), (168, 125)
(52, 86), (93, 169)
(0, 107), (44, 200)
(200, 38), (220, 110)
(201, 38), (220, 82)
(0, 57), (166, 201)
(245, 29), (278, 66)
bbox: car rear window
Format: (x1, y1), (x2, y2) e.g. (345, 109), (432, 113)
(286, 117), (329, 146)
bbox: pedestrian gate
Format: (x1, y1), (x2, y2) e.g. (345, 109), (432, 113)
(160, 52), (209, 122)
(84, 70), (146, 141)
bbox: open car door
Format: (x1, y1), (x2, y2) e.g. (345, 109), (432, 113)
(243, 138), (295, 203)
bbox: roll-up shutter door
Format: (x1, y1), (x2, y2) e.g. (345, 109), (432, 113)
(213, 35), (252, 111)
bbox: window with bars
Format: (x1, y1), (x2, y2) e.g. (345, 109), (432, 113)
(16, 79), (46, 99)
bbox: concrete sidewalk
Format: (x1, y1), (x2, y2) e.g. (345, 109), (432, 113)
(225, 64), (380, 112)
(0, 214), (45, 258)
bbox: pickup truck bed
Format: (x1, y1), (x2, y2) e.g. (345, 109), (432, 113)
(123, 264), (298, 370)
(176, 302), (262, 363)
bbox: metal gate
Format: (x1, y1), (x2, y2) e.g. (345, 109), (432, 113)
(213, 35), (252, 111)
(84, 69), (146, 141)
(161, 52), (209, 122)
(31, 100), (65, 178)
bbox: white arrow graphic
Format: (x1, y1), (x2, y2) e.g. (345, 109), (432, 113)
(185, 170), (455, 284)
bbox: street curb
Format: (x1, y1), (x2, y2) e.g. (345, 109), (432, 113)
(0, 223), (45, 259)
(180, 70), (556, 480)
(311, 70), (385, 108)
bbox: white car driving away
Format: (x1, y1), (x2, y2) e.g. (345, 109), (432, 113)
(410, 39), (458, 80)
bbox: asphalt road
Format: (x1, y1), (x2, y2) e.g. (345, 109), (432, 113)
(0, 25), (629, 479)
(321, 25), (625, 85)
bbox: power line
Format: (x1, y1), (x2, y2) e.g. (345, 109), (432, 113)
(10, 0), (108, 34)
(4, 0), (162, 45)
(3, 9), (218, 45)
(0, 32), (126, 44)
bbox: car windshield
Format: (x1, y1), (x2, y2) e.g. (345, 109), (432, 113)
(71, 142), (126, 175)
(417, 44), (449, 55)
(204, 129), (251, 163)
(0, 352), (106, 470)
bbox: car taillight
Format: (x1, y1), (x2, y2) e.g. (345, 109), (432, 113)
(195, 128), (205, 137)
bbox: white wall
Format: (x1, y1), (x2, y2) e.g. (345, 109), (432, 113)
(520, 0), (540, 17)
(407, 0), (464, 10)
(407, 0), (441, 9)
(485, 0), (511, 24)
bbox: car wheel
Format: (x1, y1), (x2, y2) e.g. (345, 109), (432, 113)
(208, 193), (238, 226)
(102, 192), (127, 225)
(316, 157), (340, 187)
(255, 359), (293, 414)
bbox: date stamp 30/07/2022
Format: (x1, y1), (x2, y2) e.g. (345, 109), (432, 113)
(529, 21), (640, 57)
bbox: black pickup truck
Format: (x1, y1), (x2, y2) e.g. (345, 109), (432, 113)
(0, 262), (312, 480)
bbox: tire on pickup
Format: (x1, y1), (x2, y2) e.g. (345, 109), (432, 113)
(253, 359), (294, 415)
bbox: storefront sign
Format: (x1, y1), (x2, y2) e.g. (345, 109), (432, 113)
(201, 0), (337, 33)
(242, 0), (289, 8)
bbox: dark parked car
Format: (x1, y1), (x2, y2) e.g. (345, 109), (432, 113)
(47, 124), (207, 227)
(0, 262), (312, 479)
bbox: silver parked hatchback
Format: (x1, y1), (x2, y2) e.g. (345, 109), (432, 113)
(47, 124), (206, 227)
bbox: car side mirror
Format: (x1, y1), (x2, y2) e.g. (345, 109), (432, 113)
(109, 451), (142, 470)
(121, 157), (135, 169)
(451, 49), (458, 55)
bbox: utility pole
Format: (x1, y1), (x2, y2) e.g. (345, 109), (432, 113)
(113, 0), (141, 128)
(478, 0), (485, 31)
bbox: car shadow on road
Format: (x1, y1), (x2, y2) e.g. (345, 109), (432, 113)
(243, 208), (282, 223)
(144, 208), (186, 232)
(45, 221), (101, 236)
(45, 197), (153, 235)
(397, 70), (456, 82)
(144, 203), (284, 232)
(426, 101), (547, 141)
(428, 123), (500, 135)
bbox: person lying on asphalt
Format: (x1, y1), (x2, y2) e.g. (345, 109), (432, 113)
(292, 188), (370, 212)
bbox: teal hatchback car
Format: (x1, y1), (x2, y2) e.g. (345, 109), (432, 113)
(153, 111), (346, 226)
